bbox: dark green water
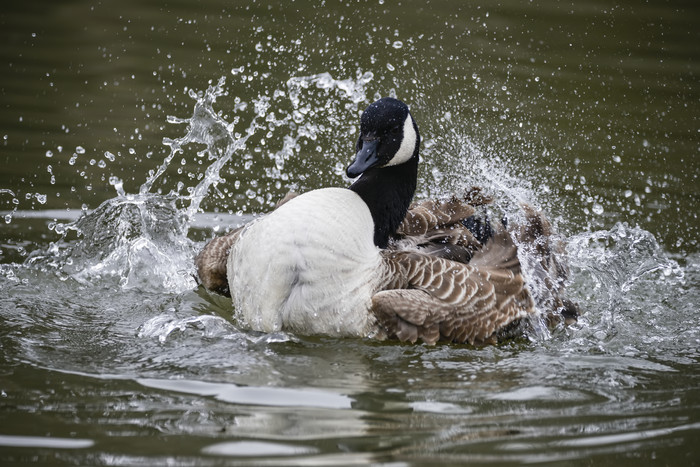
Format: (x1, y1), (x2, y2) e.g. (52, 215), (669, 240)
(1, 1), (699, 465)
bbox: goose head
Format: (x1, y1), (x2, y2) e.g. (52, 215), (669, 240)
(347, 97), (421, 248)
(347, 97), (420, 178)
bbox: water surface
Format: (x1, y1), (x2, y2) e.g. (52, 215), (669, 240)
(1, 1), (699, 465)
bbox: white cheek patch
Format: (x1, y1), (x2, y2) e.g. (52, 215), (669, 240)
(385, 114), (417, 167)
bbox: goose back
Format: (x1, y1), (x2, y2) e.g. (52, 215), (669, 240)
(227, 187), (386, 337)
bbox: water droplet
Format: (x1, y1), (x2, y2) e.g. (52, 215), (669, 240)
(45, 150), (53, 158)
(386, 63), (395, 71)
(109, 177), (125, 196)
(76, 146), (86, 154)
(392, 40), (403, 49)
(592, 203), (604, 215)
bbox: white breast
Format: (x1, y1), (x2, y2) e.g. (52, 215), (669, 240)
(227, 187), (384, 337)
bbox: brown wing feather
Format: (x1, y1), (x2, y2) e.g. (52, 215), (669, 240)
(194, 227), (242, 297)
(395, 192), (490, 263)
(392, 224), (484, 263)
(374, 229), (535, 345)
(398, 197), (477, 236)
(398, 186), (492, 237)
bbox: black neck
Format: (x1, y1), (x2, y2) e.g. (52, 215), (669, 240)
(349, 155), (418, 248)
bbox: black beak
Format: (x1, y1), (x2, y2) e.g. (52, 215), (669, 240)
(347, 139), (380, 178)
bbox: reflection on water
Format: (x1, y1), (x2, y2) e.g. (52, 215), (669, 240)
(1, 0), (699, 465)
(0, 436), (94, 450)
(136, 378), (353, 409)
(202, 440), (319, 458)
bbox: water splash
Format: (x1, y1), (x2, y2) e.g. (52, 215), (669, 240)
(424, 128), (538, 211)
(564, 222), (692, 356)
(138, 313), (239, 343)
(23, 72), (377, 292)
(143, 76), (263, 220)
(24, 78), (250, 292)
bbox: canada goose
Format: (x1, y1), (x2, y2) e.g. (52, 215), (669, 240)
(195, 97), (577, 345)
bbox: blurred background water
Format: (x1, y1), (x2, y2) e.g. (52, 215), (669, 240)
(1, 1), (699, 465)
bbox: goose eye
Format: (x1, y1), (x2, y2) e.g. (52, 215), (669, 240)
(390, 126), (401, 135)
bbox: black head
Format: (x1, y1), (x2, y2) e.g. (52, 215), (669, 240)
(347, 97), (420, 178)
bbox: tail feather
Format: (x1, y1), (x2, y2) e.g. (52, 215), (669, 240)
(194, 227), (242, 297)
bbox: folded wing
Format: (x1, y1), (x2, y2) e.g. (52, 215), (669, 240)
(374, 229), (535, 345)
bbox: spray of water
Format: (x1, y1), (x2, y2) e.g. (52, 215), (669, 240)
(24, 72), (378, 293)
